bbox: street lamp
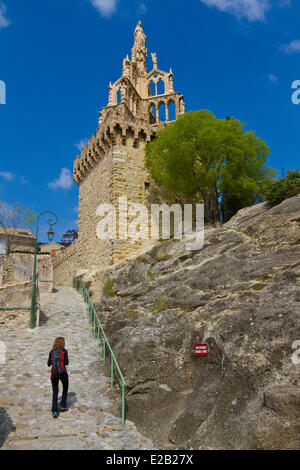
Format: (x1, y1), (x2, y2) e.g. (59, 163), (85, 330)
(47, 227), (55, 242)
(30, 211), (58, 329)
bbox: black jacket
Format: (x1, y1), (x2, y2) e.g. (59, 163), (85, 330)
(47, 349), (69, 369)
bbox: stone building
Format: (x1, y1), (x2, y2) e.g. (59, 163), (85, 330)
(0, 228), (35, 254)
(54, 21), (185, 282)
(39, 242), (65, 256)
(0, 229), (53, 294)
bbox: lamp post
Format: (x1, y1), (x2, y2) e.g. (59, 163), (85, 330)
(30, 211), (57, 329)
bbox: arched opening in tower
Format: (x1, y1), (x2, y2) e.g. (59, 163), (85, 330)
(157, 79), (164, 95)
(149, 104), (156, 123)
(168, 101), (176, 121)
(117, 88), (121, 104)
(158, 102), (166, 122)
(149, 81), (156, 96)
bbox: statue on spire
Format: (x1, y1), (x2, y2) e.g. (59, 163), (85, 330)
(134, 20), (146, 47)
(151, 52), (158, 70)
(131, 20), (147, 73)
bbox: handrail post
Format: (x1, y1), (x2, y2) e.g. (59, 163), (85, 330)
(103, 338), (106, 363)
(122, 384), (125, 426)
(111, 358), (114, 388)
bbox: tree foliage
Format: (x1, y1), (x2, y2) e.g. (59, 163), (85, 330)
(60, 229), (78, 247)
(0, 200), (36, 255)
(145, 110), (274, 224)
(263, 170), (300, 206)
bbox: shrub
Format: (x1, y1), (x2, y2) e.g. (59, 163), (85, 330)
(157, 254), (171, 262)
(151, 297), (169, 314)
(147, 269), (154, 279)
(127, 310), (138, 319)
(263, 170), (300, 206)
(103, 277), (115, 297)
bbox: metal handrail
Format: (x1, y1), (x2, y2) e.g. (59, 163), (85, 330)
(73, 277), (126, 426)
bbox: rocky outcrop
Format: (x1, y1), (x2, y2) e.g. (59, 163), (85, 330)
(81, 194), (300, 449)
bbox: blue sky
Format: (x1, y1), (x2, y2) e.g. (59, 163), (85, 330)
(0, 0), (300, 242)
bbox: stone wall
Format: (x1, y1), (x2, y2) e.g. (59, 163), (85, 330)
(0, 253), (53, 293)
(52, 243), (79, 286)
(37, 255), (54, 293)
(2, 253), (33, 285)
(76, 137), (152, 270)
(0, 280), (32, 307)
(0, 254), (4, 285)
(10, 238), (35, 252)
(0, 281), (37, 327)
(77, 149), (114, 269)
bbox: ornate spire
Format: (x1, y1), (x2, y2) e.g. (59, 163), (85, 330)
(131, 20), (147, 73)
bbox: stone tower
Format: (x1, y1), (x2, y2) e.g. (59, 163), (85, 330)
(73, 21), (185, 268)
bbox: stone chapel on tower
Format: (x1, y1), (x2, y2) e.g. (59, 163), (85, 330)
(69, 21), (185, 270)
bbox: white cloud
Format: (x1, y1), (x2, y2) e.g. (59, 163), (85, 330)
(0, 171), (15, 181)
(138, 2), (148, 14)
(89, 0), (118, 17)
(200, 0), (270, 21)
(0, 3), (10, 30)
(268, 74), (278, 83)
(280, 39), (300, 54)
(48, 168), (73, 190)
(74, 138), (89, 151)
(0, 173), (30, 184)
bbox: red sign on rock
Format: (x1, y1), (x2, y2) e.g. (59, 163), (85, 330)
(194, 344), (208, 356)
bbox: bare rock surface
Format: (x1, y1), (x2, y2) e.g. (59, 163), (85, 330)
(0, 287), (154, 450)
(90, 195), (300, 450)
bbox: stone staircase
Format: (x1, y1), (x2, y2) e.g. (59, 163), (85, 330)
(0, 286), (154, 450)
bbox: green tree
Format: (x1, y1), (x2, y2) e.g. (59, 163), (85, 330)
(263, 170), (300, 206)
(60, 228), (78, 247)
(145, 110), (274, 224)
(0, 200), (36, 254)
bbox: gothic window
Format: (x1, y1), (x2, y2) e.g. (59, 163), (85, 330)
(117, 88), (121, 104)
(157, 79), (164, 95)
(149, 81), (156, 96)
(168, 101), (176, 121)
(150, 104), (156, 123)
(158, 102), (166, 122)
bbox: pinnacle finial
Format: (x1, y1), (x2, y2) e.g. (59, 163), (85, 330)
(135, 20), (144, 35)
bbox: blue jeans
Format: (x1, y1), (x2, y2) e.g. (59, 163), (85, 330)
(51, 371), (69, 412)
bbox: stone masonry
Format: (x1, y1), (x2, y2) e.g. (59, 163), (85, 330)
(53, 22), (185, 282)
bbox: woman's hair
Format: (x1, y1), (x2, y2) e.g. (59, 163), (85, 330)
(52, 337), (65, 350)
